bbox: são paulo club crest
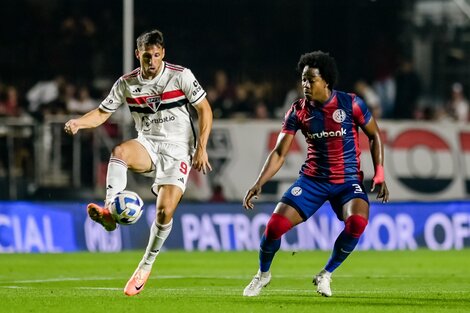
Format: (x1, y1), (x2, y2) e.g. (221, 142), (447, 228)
(332, 109), (346, 123)
(146, 95), (161, 112)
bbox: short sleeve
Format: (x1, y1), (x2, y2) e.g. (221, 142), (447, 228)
(281, 104), (299, 135)
(352, 95), (372, 127)
(99, 78), (125, 112)
(180, 69), (207, 106)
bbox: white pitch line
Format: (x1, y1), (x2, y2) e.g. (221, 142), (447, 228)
(7, 277), (116, 283)
(0, 285), (468, 295)
(74, 287), (121, 291)
(2, 274), (429, 284)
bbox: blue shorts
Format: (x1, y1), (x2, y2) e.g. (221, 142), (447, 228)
(280, 175), (369, 221)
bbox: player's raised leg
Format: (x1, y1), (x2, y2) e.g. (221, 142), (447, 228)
(88, 140), (152, 232)
(315, 199), (369, 297)
(124, 184), (182, 296)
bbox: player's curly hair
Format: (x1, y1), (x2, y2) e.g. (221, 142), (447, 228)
(136, 29), (165, 50)
(297, 51), (338, 89)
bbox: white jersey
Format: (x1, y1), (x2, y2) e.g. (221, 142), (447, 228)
(100, 62), (206, 154)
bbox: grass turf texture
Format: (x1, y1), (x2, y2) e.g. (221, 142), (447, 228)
(0, 250), (469, 313)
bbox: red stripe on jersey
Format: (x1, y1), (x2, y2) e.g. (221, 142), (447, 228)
(126, 96), (149, 105)
(352, 99), (366, 125)
(350, 96), (364, 182)
(460, 133), (470, 151)
(324, 96), (345, 183)
(126, 90), (185, 106)
(162, 90), (185, 100)
(166, 63), (184, 72)
(122, 68), (140, 79)
(351, 124), (362, 180)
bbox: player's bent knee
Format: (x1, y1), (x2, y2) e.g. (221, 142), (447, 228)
(265, 213), (293, 240)
(111, 144), (127, 160)
(345, 215), (368, 238)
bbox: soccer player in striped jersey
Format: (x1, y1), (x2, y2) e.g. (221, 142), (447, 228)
(64, 29), (213, 296)
(242, 51), (389, 297)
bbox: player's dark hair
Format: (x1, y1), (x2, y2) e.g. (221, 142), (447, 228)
(136, 29), (165, 50)
(297, 51), (338, 89)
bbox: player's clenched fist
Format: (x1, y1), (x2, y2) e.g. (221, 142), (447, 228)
(64, 119), (79, 135)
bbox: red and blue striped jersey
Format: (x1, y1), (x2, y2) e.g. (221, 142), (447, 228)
(282, 90), (372, 183)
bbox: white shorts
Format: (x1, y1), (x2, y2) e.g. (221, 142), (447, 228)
(134, 136), (192, 194)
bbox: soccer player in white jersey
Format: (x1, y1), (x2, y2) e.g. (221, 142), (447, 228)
(64, 29), (213, 296)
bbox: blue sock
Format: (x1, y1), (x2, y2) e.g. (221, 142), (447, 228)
(259, 234), (281, 272)
(324, 231), (359, 273)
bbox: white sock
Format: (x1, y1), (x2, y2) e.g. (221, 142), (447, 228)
(105, 157), (128, 203)
(138, 219), (173, 271)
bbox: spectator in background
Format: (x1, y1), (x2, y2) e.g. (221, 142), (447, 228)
(207, 69), (235, 118)
(26, 75), (67, 119)
(368, 35), (398, 119)
(0, 85), (22, 117)
(446, 82), (469, 123)
(277, 81), (303, 118)
(354, 80), (382, 119)
(230, 80), (274, 119)
(231, 82), (254, 118)
(393, 58), (421, 120)
(253, 101), (270, 119)
(67, 85), (98, 114)
(0, 84), (32, 178)
(251, 81), (273, 119)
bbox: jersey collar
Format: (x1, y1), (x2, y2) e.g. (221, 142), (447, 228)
(307, 90), (336, 108)
(138, 61), (166, 84)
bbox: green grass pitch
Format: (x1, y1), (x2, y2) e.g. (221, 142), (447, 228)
(0, 250), (469, 313)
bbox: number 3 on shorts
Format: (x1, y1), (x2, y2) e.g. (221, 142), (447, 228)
(352, 183), (363, 194)
(179, 161), (188, 174)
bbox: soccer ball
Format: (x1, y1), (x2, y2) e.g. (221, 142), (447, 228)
(110, 190), (144, 225)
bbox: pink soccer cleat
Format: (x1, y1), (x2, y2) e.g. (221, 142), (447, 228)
(124, 268), (151, 296)
(87, 203), (117, 231)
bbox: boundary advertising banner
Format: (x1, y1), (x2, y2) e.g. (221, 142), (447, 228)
(0, 201), (469, 253)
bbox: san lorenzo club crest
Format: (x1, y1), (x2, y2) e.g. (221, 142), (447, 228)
(291, 186), (302, 196)
(332, 109), (346, 123)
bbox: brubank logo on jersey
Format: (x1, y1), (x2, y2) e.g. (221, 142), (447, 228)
(141, 115), (176, 131)
(307, 128), (347, 140)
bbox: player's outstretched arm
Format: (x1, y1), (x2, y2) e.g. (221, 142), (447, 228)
(243, 132), (294, 210)
(193, 98), (213, 174)
(64, 108), (112, 135)
(362, 117), (389, 203)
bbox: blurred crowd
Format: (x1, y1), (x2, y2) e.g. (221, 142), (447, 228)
(1, 66), (469, 123)
(0, 50), (470, 122)
(352, 57), (469, 123)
